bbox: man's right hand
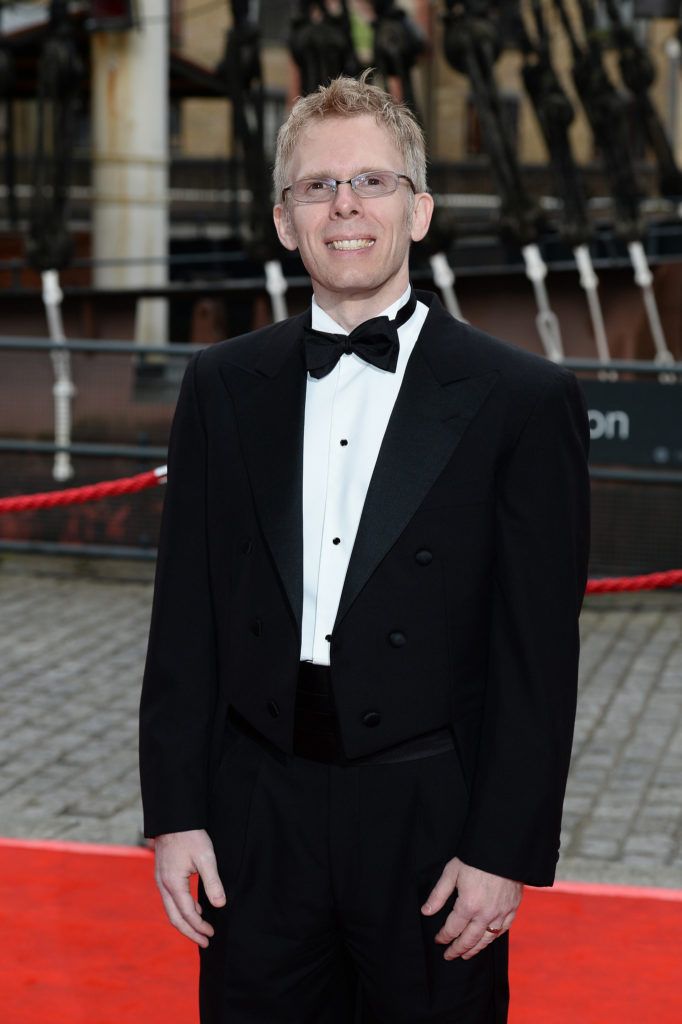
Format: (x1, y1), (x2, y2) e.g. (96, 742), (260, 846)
(153, 829), (226, 947)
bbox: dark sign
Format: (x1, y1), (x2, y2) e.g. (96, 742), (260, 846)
(634, 1), (680, 17)
(87, 0), (135, 31)
(579, 380), (682, 467)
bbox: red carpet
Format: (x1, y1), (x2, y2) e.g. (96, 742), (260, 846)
(509, 880), (682, 1023)
(1, 838), (680, 1023)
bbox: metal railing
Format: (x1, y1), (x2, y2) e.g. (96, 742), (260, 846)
(1, 338), (681, 562)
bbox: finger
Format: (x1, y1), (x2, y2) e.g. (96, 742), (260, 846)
(196, 849), (227, 908)
(434, 902), (473, 945)
(422, 865), (458, 915)
(501, 909), (517, 931)
(158, 888), (213, 947)
(159, 875), (215, 939)
(443, 917), (488, 959)
(175, 882), (216, 935)
(459, 911), (517, 961)
(459, 927), (500, 961)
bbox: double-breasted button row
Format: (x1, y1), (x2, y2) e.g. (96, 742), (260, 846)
(415, 548), (432, 565)
(388, 630), (406, 647)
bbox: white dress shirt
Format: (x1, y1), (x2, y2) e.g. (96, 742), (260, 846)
(300, 285), (429, 665)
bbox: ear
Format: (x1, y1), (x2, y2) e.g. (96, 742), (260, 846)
(273, 203), (299, 252)
(409, 192), (435, 243)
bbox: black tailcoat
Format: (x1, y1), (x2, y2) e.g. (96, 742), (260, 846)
(139, 291), (590, 887)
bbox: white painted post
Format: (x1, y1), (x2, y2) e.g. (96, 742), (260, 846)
(429, 252), (466, 322)
(521, 243), (564, 363)
(573, 244), (613, 377)
(42, 270), (76, 481)
(90, 0), (169, 346)
(627, 240), (675, 381)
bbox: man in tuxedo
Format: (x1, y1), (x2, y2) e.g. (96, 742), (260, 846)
(140, 75), (590, 1023)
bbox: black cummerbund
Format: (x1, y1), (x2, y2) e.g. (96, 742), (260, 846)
(293, 661), (455, 766)
(293, 662), (342, 762)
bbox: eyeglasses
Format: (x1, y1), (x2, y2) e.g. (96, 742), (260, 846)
(282, 169), (416, 204)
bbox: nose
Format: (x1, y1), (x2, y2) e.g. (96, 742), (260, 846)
(329, 181), (360, 218)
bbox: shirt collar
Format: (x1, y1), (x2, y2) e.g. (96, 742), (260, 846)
(311, 284), (413, 335)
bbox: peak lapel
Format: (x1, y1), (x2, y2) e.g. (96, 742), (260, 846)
(333, 317), (498, 631)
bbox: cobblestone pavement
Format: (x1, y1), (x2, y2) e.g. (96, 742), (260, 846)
(1, 553), (681, 888)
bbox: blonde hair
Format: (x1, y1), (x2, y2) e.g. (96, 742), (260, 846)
(273, 71), (427, 202)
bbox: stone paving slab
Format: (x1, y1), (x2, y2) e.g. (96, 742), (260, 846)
(1, 553), (681, 888)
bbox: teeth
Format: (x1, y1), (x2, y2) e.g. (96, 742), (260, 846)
(328, 239), (375, 250)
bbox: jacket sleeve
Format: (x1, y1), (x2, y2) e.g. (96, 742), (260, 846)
(456, 369), (590, 886)
(139, 350), (218, 838)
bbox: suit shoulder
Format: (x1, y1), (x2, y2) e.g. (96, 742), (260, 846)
(456, 319), (571, 389)
(194, 314), (306, 379)
(444, 324), (581, 430)
(421, 291), (572, 396)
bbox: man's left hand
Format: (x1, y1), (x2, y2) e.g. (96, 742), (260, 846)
(421, 857), (523, 960)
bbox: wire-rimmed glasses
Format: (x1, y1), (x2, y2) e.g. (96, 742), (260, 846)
(282, 169), (416, 204)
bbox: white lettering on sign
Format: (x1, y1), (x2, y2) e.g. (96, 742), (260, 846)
(588, 409), (630, 441)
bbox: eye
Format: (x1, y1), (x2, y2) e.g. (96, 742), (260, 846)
(354, 172), (393, 192)
(304, 179), (331, 193)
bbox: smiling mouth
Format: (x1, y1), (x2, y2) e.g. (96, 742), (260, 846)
(326, 239), (375, 251)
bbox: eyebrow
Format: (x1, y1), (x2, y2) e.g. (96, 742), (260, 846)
(295, 167), (380, 180)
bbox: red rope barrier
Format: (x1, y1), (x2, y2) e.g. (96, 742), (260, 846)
(1, 470), (681, 594)
(0, 467), (166, 513)
(585, 570), (682, 594)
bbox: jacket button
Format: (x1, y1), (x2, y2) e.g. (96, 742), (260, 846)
(241, 538), (253, 555)
(388, 630), (406, 647)
(250, 618), (263, 637)
(415, 548), (432, 565)
(362, 710), (381, 728)
(267, 700), (280, 718)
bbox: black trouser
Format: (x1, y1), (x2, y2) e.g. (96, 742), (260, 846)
(198, 706), (509, 1023)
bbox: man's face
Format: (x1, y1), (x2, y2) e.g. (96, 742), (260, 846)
(273, 115), (433, 307)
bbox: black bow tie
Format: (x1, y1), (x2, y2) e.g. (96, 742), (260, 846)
(302, 291), (417, 380)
